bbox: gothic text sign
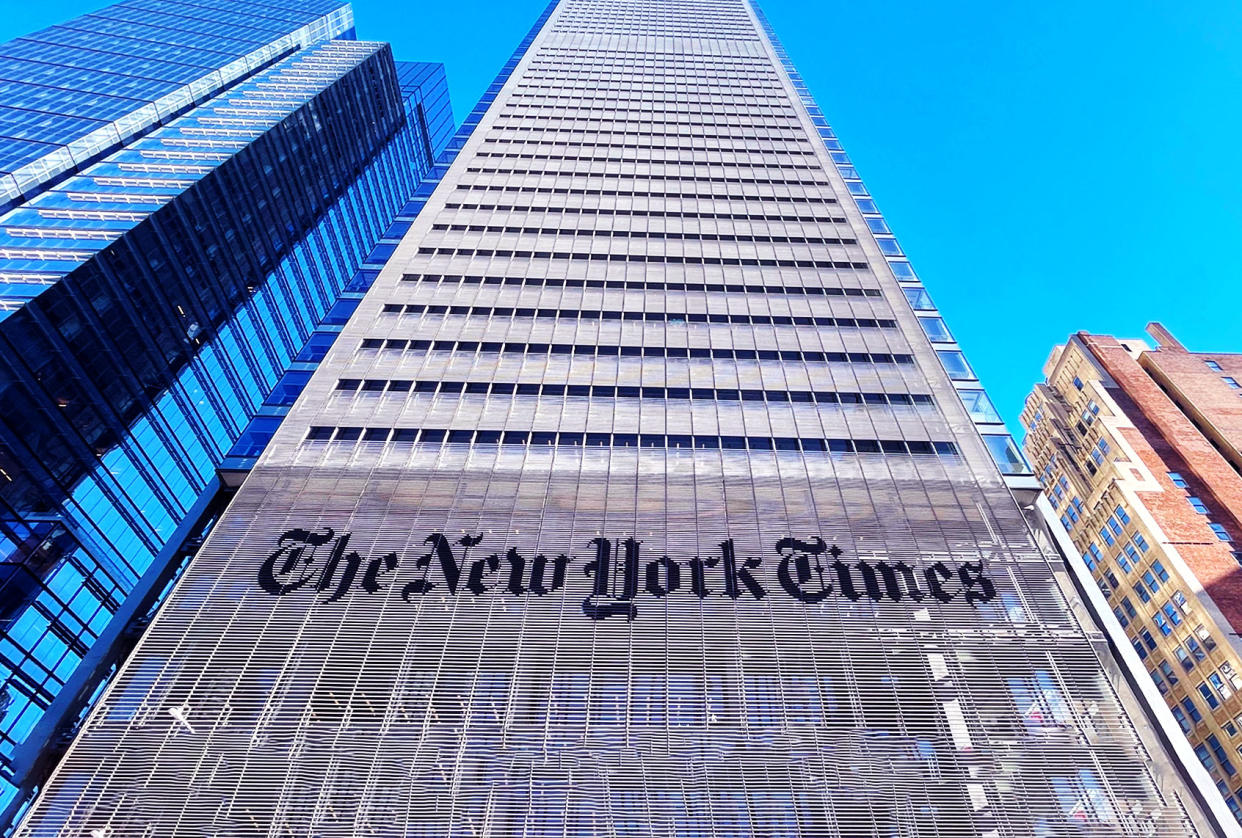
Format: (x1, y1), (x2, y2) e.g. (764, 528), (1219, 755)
(257, 529), (997, 620)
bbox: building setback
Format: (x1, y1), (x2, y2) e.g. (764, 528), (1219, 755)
(0, 0), (452, 827)
(12, 1), (1236, 836)
(1023, 323), (1242, 819)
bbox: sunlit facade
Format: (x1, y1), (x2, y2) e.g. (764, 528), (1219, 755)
(1023, 324), (1242, 823)
(12, 1), (1233, 836)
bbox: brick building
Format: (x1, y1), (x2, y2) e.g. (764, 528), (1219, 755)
(1023, 323), (1242, 818)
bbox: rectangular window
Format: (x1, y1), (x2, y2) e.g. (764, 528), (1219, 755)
(1224, 377), (1240, 389)
(1152, 560), (1169, 582)
(1200, 682), (1221, 710)
(1206, 361), (1223, 371)
(1115, 505), (1131, 525)
(1085, 543), (1102, 570)
(1168, 472), (1188, 488)
(936, 349), (974, 380)
(918, 316), (952, 342)
(1210, 523), (1234, 542)
(1188, 497), (1209, 514)
(1160, 660), (1179, 685)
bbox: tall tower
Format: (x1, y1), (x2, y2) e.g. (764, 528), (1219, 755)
(14, 1), (1234, 835)
(0, 0), (452, 826)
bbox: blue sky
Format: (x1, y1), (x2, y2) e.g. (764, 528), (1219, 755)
(3, 0), (1239, 426)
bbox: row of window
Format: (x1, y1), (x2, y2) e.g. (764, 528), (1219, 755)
(333, 378), (934, 406)
(442, 202), (847, 224)
(492, 118), (810, 136)
(400, 273), (883, 299)
(467, 167), (830, 189)
(473, 149), (813, 166)
(486, 127), (810, 143)
(480, 137), (814, 154)
(496, 103), (799, 120)
(415, 247), (867, 271)
(456, 184), (839, 204)
(356, 338), (916, 366)
(378, 303), (896, 330)
(303, 425), (959, 455)
(509, 86), (794, 101)
(429, 224), (855, 246)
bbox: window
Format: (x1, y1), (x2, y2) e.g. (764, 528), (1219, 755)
(1188, 497), (1209, 514)
(1117, 546), (1134, 572)
(1200, 682), (1222, 710)
(1224, 377), (1241, 390)
(1160, 660), (1180, 686)
(1182, 696), (1204, 724)
(1176, 646), (1194, 671)
(983, 434), (1028, 475)
(1134, 584), (1151, 604)
(903, 286), (934, 310)
(1084, 543), (1102, 570)
(1133, 533), (1150, 553)
(1152, 560), (1170, 582)
(959, 389), (1002, 423)
(1173, 706), (1192, 733)
(1099, 526), (1116, 547)
(1073, 376), (1084, 390)
(937, 349), (974, 380)
(1169, 472), (1189, 488)
(1210, 523), (1234, 542)
(1211, 672), (1235, 701)
(1140, 629), (1158, 650)
(1161, 601), (1183, 627)
(1206, 360), (1223, 372)
(1208, 734), (1237, 776)
(1153, 611), (1172, 635)
(1115, 505), (1131, 525)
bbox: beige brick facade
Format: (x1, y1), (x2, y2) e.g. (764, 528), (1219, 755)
(1023, 325), (1242, 818)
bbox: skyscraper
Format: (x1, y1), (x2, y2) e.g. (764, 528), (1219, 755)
(12, 1), (1235, 835)
(0, 0), (451, 826)
(1023, 324), (1242, 819)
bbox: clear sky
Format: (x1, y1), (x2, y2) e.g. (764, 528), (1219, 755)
(2, 0), (1239, 427)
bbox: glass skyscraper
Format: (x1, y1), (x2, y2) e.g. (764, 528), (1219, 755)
(0, 0), (452, 828)
(11, 0), (1236, 835)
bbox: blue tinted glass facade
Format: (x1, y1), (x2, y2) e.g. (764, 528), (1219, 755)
(0, 3), (453, 829)
(0, 0), (357, 214)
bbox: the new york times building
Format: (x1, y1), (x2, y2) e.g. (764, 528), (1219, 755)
(16, 0), (1231, 835)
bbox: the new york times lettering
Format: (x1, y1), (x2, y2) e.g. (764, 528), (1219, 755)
(258, 529), (997, 617)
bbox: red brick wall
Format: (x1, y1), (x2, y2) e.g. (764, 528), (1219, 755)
(1083, 333), (1242, 632)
